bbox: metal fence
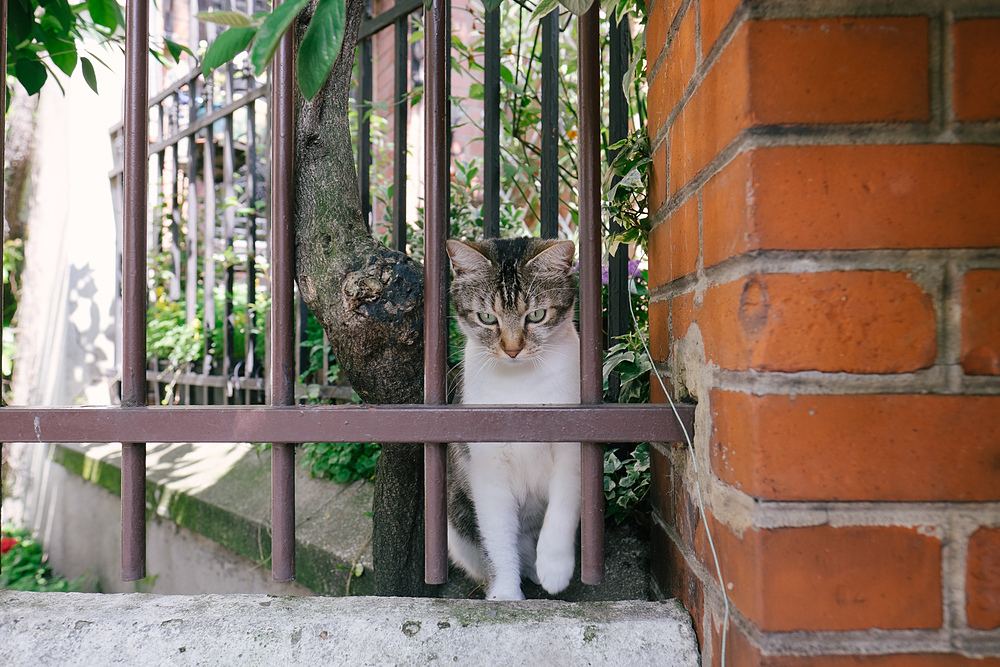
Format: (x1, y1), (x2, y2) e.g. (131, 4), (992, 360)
(1, 0), (695, 589)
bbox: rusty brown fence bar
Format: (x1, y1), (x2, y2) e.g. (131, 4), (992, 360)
(269, 1), (297, 583)
(0, 405), (694, 445)
(423, 0), (450, 586)
(121, 0), (150, 582)
(578, 3), (604, 586)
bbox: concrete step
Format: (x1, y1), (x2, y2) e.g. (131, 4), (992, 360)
(0, 591), (699, 666)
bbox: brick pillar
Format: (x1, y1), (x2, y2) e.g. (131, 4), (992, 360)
(645, 1), (1000, 664)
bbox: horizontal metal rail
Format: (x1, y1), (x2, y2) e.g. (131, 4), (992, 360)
(0, 404), (694, 445)
(358, 0), (421, 40)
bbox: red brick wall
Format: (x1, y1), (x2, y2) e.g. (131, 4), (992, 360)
(644, 1), (1000, 664)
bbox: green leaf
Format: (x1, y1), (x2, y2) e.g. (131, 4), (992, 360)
(499, 64), (514, 85)
(80, 56), (98, 93)
(202, 27), (257, 78)
(250, 0), (310, 76)
(15, 57), (47, 95)
(43, 0), (74, 33)
(468, 82), (484, 100)
(88, 0), (118, 31)
(164, 39), (195, 64)
(43, 30), (77, 76)
(297, 0), (346, 101)
(558, 0), (596, 15)
(530, 0), (560, 22)
(8, 0), (35, 48)
(110, 0), (125, 28)
(196, 10), (257, 27)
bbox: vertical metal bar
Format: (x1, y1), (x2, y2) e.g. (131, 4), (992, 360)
(540, 9), (559, 240)
(358, 35), (373, 230)
(1, 0), (6, 405)
(186, 81), (200, 327)
(203, 80), (217, 386)
(393, 15), (409, 252)
(482, 7), (500, 239)
(223, 109), (237, 405)
(606, 11), (630, 402)
(578, 2), (605, 586)
(121, 0), (150, 582)
(424, 0), (449, 586)
(245, 99), (258, 405)
(270, 1), (297, 582)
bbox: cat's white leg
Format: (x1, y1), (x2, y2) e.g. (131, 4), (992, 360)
(535, 442), (581, 595)
(448, 523), (488, 583)
(467, 457), (525, 600)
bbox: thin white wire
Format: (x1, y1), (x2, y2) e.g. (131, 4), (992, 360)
(623, 247), (730, 666)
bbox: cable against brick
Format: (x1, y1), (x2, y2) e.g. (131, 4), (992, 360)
(626, 247), (731, 666)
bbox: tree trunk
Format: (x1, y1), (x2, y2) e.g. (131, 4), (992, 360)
(292, 0), (434, 597)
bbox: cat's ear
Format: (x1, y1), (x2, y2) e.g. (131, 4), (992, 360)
(527, 240), (575, 273)
(447, 240), (490, 276)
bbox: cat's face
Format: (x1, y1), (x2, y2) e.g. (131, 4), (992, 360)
(447, 237), (577, 363)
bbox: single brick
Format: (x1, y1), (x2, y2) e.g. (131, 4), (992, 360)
(713, 145), (1000, 260)
(962, 270), (1000, 376)
(695, 516), (943, 632)
(645, 0), (671, 64)
(749, 18), (930, 124)
(954, 19), (1000, 121)
(649, 141), (668, 217)
(701, 0), (743, 55)
(720, 619), (1000, 667)
(678, 272), (937, 373)
(670, 25), (750, 194)
(710, 391), (1000, 502)
(662, 6), (697, 120)
(702, 151), (753, 268)
(967, 527), (1000, 630)
(649, 197), (698, 288)
(649, 444), (673, 526)
(648, 298), (670, 362)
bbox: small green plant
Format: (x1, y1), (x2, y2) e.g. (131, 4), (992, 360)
(603, 443), (651, 525)
(1, 526), (85, 592)
(299, 441), (381, 483)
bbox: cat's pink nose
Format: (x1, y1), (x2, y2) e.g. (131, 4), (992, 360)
(504, 348), (521, 358)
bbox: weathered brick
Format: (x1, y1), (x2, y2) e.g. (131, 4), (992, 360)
(710, 391), (1000, 502)
(702, 145), (1000, 265)
(662, 6), (697, 121)
(645, 0), (672, 64)
(967, 527), (1000, 630)
(674, 272), (937, 373)
(717, 620), (1000, 667)
(962, 270), (1000, 376)
(649, 444), (673, 528)
(702, 151), (752, 268)
(651, 519), (706, 647)
(954, 19), (1000, 121)
(701, 0), (743, 56)
(649, 197), (698, 288)
(749, 18), (930, 124)
(649, 140), (668, 216)
(696, 515), (943, 632)
(648, 298), (670, 363)
(670, 25), (750, 194)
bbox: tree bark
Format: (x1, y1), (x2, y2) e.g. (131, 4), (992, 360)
(292, 0), (433, 597)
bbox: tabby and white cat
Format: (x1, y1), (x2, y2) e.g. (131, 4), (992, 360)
(445, 237), (581, 601)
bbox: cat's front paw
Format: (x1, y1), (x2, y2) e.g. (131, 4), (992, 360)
(535, 544), (574, 595)
(485, 584), (526, 601)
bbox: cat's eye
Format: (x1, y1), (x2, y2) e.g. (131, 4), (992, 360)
(477, 312), (498, 325)
(526, 309), (546, 323)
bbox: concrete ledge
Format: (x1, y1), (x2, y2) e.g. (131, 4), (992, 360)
(0, 591), (699, 665)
